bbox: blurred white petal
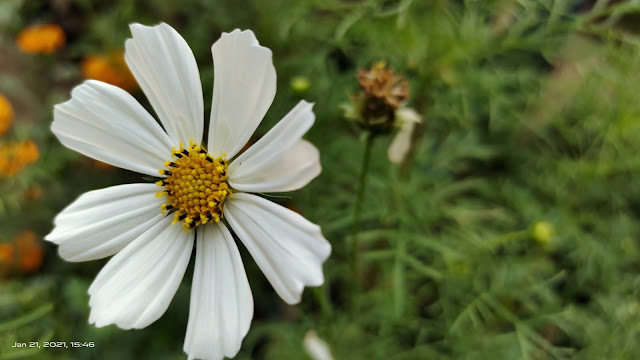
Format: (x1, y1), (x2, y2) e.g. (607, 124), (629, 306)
(229, 101), (320, 192)
(207, 29), (276, 159)
(225, 193), (331, 304)
(388, 107), (421, 164)
(88, 216), (194, 329)
(304, 330), (334, 360)
(184, 223), (253, 360)
(52, 80), (173, 176)
(125, 23), (204, 145)
(45, 184), (164, 262)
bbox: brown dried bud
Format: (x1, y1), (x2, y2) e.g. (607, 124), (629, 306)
(358, 61), (409, 108)
(347, 61), (410, 135)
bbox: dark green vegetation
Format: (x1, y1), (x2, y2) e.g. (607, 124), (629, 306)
(2, 0), (640, 359)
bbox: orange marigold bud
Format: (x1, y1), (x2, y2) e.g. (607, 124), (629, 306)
(14, 231), (37, 248)
(0, 139), (39, 177)
(0, 94), (13, 136)
(81, 52), (138, 91)
(24, 186), (43, 200)
(16, 139), (39, 164)
(0, 243), (14, 276)
(16, 24), (65, 54)
(14, 231), (43, 273)
(0, 243), (14, 264)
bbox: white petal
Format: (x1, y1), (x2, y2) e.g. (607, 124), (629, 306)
(52, 80), (174, 176)
(45, 184), (164, 262)
(387, 121), (416, 164)
(88, 216), (194, 329)
(303, 330), (335, 360)
(228, 101), (321, 193)
(224, 193), (331, 304)
(388, 107), (421, 164)
(396, 107), (422, 124)
(184, 223), (253, 360)
(207, 29), (276, 159)
(125, 23), (204, 145)
(229, 140), (320, 193)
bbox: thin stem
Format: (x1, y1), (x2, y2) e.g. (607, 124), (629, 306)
(350, 131), (375, 310)
(311, 285), (333, 319)
(391, 167), (413, 318)
(392, 175), (407, 318)
(393, 233), (406, 317)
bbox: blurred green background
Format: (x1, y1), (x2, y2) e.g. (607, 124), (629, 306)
(2, 0), (640, 359)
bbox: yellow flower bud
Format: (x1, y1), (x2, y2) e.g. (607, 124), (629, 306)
(290, 76), (310, 94)
(532, 221), (554, 248)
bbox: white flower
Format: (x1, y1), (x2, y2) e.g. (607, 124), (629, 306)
(45, 23), (331, 360)
(387, 107), (421, 164)
(303, 330), (334, 360)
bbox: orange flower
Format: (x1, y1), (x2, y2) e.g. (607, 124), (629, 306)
(0, 139), (39, 177)
(14, 231), (37, 247)
(0, 94), (13, 136)
(16, 24), (65, 54)
(81, 52), (138, 91)
(0, 243), (14, 264)
(0, 243), (14, 275)
(24, 186), (43, 200)
(14, 231), (43, 273)
(16, 139), (39, 164)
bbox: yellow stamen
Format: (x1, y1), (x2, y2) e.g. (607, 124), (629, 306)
(157, 141), (231, 231)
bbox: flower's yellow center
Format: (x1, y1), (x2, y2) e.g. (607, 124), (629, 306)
(156, 141), (231, 231)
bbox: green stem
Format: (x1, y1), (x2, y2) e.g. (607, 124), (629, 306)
(393, 232), (406, 317)
(311, 286), (333, 319)
(350, 132), (375, 309)
(391, 168), (409, 318)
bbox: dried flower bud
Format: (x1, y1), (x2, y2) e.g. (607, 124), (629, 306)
(357, 61), (409, 110)
(346, 61), (410, 135)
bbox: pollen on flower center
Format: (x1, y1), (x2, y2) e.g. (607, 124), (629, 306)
(156, 141), (231, 231)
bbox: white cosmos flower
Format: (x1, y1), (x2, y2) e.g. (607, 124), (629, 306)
(45, 23), (331, 360)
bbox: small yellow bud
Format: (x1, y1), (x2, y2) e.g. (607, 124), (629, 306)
(532, 221), (554, 248)
(290, 76), (310, 94)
